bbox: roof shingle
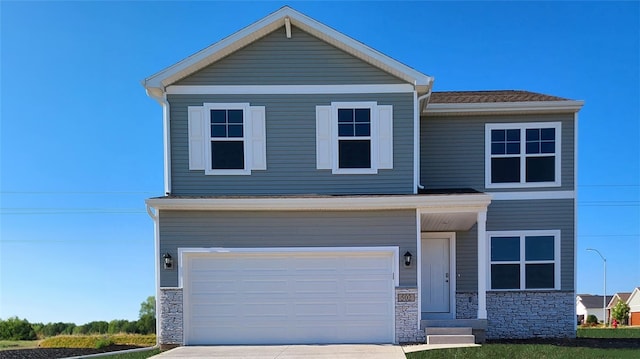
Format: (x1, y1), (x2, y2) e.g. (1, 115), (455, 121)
(430, 90), (570, 104)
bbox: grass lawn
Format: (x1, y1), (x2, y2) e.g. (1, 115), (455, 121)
(578, 327), (640, 338)
(0, 340), (39, 350)
(407, 327), (640, 358)
(405, 345), (639, 359)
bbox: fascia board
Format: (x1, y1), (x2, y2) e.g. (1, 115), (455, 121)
(424, 100), (585, 115)
(145, 194), (492, 212)
(627, 287), (640, 305)
(142, 6), (433, 93)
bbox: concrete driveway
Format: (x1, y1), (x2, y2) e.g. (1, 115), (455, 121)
(151, 344), (406, 358)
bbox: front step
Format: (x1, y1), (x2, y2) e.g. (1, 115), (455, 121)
(425, 327), (475, 345)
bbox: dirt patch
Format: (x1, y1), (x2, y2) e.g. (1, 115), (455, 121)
(0, 345), (144, 359)
(487, 337), (640, 349)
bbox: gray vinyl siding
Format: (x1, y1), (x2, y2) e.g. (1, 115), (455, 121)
(454, 199), (575, 292)
(158, 209), (417, 287)
(168, 93), (414, 195)
(175, 26), (404, 86)
(420, 113), (575, 192)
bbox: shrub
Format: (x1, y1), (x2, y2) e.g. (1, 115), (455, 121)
(611, 301), (630, 324)
(95, 336), (114, 349)
(586, 314), (599, 325)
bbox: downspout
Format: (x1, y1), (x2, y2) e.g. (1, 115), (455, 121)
(415, 90), (432, 191)
(145, 87), (172, 196)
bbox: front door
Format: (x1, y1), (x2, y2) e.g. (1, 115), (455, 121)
(421, 235), (451, 316)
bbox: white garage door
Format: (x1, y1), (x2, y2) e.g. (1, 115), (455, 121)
(182, 248), (396, 345)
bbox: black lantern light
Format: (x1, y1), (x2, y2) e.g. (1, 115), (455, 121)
(163, 253), (173, 269)
(404, 251), (412, 266)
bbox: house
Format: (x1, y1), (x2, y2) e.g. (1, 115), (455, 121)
(607, 292), (632, 324)
(576, 294), (612, 324)
(628, 287), (640, 326)
(142, 6), (583, 347)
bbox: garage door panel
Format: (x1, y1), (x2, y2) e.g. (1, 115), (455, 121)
(184, 250), (395, 345)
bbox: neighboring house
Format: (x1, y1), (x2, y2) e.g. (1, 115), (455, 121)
(628, 287), (640, 326)
(143, 7), (583, 347)
(607, 292), (631, 324)
(576, 294), (612, 324)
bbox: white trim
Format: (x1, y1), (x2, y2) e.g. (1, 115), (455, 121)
(161, 94), (171, 194)
(574, 112), (579, 299)
(421, 232), (456, 319)
(331, 101), (378, 174)
(166, 84), (415, 95)
(146, 194), (492, 212)
(490, 191), (575, 200)
(425, 100), (584, 115)
(413, 91), (419, 194)
(203, 103), (252, 176)
(486, 230), (562, 291)
(485, 122), (562, 189)
(476, 211), (487, 319)
(143, 6), (432, 93)
(146, 206), (161, 342)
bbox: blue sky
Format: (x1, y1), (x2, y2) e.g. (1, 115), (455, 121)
(1, 1), (638, 324)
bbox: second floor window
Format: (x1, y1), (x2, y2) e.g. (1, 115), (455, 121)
(338, 108), (371, 169)
(210, 109), (244, 170)
(485, 122), (561, 188)
(187, 103), (266, 175)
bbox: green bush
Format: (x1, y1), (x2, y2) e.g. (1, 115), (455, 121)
(586, 314), (599, 325)
(95, 336), (114, 349)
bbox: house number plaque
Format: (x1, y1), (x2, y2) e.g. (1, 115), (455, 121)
(397, 293), (416, 302)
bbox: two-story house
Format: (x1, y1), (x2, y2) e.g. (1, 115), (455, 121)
(143, 7), (583, 347)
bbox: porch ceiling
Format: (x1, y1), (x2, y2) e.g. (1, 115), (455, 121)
(421, 212), (478, 232)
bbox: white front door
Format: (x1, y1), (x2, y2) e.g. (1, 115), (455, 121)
(421, 236), (451, 315)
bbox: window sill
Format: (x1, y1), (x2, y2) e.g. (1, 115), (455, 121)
(331, 168), (378, 175)
(485, 181), (561, 189)
(204, 169), (252, 176)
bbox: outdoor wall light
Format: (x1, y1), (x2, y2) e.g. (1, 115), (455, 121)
(163, 253), (173, 270)
(404, 251), (413, 266)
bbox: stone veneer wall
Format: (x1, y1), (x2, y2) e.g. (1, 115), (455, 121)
(456, 292), (478, 319)
(159, 288), (183, 345)
(486, 291), (575, 339)
(395, 287), (424, 343)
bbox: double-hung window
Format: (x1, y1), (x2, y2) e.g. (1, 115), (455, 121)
(488, 230), (561, 290)
(486, 122), (561, 188)
(187, 103), (266, 175)
(316, 101), (393, 174)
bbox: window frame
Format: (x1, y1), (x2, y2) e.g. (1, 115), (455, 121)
(487, 230), (561, 291)
(331, 102), (378, 174)
(485, 122), (562, 188)
(203, 103), (251, 176)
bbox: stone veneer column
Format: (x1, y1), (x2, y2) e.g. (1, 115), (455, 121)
(159, 288), (183, 346)
(486, 291), (575, 339)
(395, 288), (424, 343)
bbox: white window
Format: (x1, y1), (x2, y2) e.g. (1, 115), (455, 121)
(316, 102), (393, 174)
(487, 230), (561, 290)
(485, 122), (561, 188)
(187, 103), (266, 175)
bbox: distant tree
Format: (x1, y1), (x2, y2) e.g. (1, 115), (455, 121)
(137, 296), (156, 334)
(0, 317), (37, 340)
(611, 301), (630, 324)
(83, 321), (109, 334)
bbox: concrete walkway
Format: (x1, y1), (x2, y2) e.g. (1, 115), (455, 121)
(151, 344), (407, 358)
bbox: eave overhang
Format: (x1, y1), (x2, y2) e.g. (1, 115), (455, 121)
(142, 6), (433, 100)
(424, 100), (585, 116)
(145, 194), (491, 213)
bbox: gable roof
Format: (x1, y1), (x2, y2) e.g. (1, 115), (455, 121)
(143, 6), (433, 99)
(607, 292), (632, 308)
(627, 287), (640, 305)
(577, 295), (613, 309)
